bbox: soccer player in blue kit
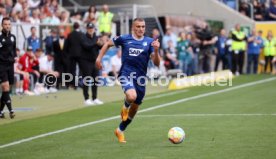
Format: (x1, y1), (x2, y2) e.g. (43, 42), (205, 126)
(96, 18), (160, 143)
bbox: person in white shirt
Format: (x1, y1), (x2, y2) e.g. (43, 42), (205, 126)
(162, 27), (178, 49)
(110, 49), (122, 78)
(29, 8), (40, 24)
(42, 12), (60, 24)
(13, 0), (24, 13)
(38, 51), (59, 93)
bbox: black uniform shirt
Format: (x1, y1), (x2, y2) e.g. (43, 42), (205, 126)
(0, 30), (16, 64)
(81, 33), (100, 62)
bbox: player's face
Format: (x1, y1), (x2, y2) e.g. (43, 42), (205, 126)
(133, 21), (145, 38)
(2, 20), (11, 32)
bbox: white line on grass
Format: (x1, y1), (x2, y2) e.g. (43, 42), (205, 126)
(137, 114), (276, 117)
(144, 89), (188, 100)
(0, 77), (275, 149)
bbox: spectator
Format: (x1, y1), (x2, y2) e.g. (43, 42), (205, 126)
(110, 48), (122, 77)
(177, 32), (193, 75)
(26, 26), (40, 52)
(13, 0), (24, 13)
(230, 24), (247, 75)
(263, 30), (276, 73)
(164, 40), (179, 70)
(40, 2), (51, 17)
(23, 0), (29, 11)
(239, 0), (251, 17)
(69, 12), (83, 26)
(214, 29), (229, 71)
(39, 0), (51, 8)
(268, 0), (276, 20)
(10, 10), (21, 23)
(253, 0), (265, 21)
(83, 5), (98, 24)
(14, 48), (25, 95)
(41, 11), (60, 24)
(38, 51), (59, 93)
(65, 22), (83, 89)
(27, 0), (40, 9)
(5, 0), (13, 15)
(151, 28), (162, 49)
(225, 32), (233, 70)
(16, 61), (34, 96)
(53, 28), (69, 89)
(21, 10), (31, 23)
(98, 4), (114, 36)
(19, 46), (41, 95)
(44, 28), (57, 54)
(60, 11), (69, 24)
(162, 27), (178, 49)
(29, 8), (40, 24)
(247, 29), (263, 74)
(194, 23), (217, 73)
(49, 0), (61, 14)
(190, 32), (201, 74)
(0, 3), (5, 23)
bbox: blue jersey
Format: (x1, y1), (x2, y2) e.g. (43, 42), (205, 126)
(112, 34), (154, 77)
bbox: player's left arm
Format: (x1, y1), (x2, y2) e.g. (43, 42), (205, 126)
(151, 39), (161, 67)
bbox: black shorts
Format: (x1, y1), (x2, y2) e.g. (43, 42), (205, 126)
(0, 64), (14, 85)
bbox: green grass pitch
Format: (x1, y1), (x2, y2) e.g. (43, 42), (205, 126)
(0, 75), (275, 159)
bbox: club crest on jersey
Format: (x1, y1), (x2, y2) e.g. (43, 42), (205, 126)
(11, 36), (14, 42)
(129, 48), (144, 56)
(113, 36), (119, 40)
(143, 42), (147, 46)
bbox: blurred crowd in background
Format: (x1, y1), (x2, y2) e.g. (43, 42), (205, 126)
(0, 1), (275, 96)
(219, 0), (276, 21)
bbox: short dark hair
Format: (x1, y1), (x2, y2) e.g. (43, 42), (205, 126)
(73, 22), (80, 30)
(31, 26), (36, 31)
(36, 48), (43, 52)
(0, 3), (5, 8)
(2, 17), (10, 24)
(133, 18), (145, 23)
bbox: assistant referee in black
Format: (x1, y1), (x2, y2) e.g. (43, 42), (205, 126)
(0, 17), (16, 119)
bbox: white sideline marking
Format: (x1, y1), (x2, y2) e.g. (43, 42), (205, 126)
(144, 89), (188, 100)
(137, 114), (276, 117)
(0, 77), (275, 149)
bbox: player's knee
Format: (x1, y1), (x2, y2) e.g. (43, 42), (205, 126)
(1, 82), (10, 91)
(126, 93), (137, 103)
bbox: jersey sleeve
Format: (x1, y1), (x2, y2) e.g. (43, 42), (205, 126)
(112, 35), (124, 47)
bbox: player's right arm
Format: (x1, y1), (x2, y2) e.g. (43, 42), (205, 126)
(96, 35), (124, 70)
(96, 39), (114, 70)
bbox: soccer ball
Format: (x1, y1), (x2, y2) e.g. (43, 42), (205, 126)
(168, 127), (185, 144)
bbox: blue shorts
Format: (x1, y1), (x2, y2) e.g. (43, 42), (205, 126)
(119, 75), (146, 105)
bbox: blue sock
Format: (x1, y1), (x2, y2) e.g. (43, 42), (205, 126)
(124, 99), (131, 108)
(119, 118), (132, 131)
